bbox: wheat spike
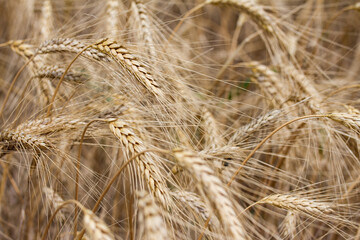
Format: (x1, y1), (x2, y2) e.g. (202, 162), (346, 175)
(246, 61), (289, 107)
(38, 38), (110, 61)
(92, 38), (164, 97)
(328, 112), (360, 131)
(260, 194), (334, 215)
(34, 65), (84, 82)
(279, 211), (298, 239)
(109, 119), (170, 208)
(43, 187), (66, 223)
(171, 190), (210, 222)
(106, 0), (121, 38)
(40, 0), (53, 41)
(0, 128), (49, 150)
(9, 40), (35, 59)
(201, 107), (225, 149)
(173, 149), (248, 240)
(206, 0), (274, 33)
(131, 0), (157, 59)
(83, 209), (114, 240)
(136, 191), (168, 240)
(230, 109), (281, 143)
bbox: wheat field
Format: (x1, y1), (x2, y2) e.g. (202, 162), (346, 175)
(0, 0), (360, 239)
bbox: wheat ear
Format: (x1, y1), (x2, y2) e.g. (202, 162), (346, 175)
(92, 38), (164, 97)
(83, 209), (114, 240)
(171, 190), (211, 222)
(38, 38), (110, 61)
(34, 65), (84, 82)
(206, 0), (274, 33)
(109, 119), (170, 208)
(259, 194), (334, 215)
(43, 187), (66, 223)
(173, 149), (248, 239)
(40, 0), (53, 41)
(230, 109), (281, 143)
(106, 0), (121, 38)
(279, 211), (298, 239)
(328, 112), (360, 132)
(131, 0), (157, 59)
(136, 191), (168, 240)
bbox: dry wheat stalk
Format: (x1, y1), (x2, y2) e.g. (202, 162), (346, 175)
(173, 149), (248, 240)
(92, 38), (164, 97)
(206, 0), (274, 33)
(131, 0), (157, 59)
(109, 119), (170, 208)
(171, 190), (210, 222)
(259, 194), (334, 215)
(83, 209), (114, 240)
(43, 187), (66, 223)
(136, 191), (168, 240)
